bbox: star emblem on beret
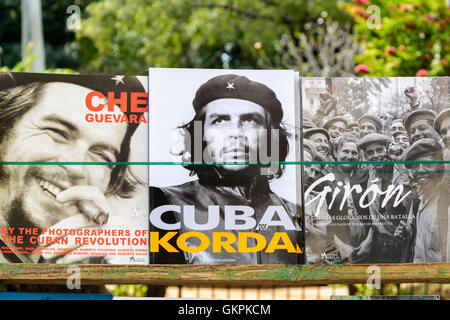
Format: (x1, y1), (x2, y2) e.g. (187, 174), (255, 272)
(111, 75), (125, 85)
(226, 82), (235, 90)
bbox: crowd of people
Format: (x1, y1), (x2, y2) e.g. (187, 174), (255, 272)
(303, 87), (450, 264)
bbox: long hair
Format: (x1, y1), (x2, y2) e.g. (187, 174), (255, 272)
(0, 82), (140, 198)
(175, 110), (291, 180)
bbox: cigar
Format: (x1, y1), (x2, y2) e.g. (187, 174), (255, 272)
(76, 200), (109, 225)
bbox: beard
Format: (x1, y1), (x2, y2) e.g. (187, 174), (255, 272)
(195, 161), (264, 187)
(0, 164), (78, 232)
(1, 163), (45, 230)
(215, 162), (261, 175)
(1, 197), (42, 252)
(204, 141), (261, 173)
(5, 197), (40, 230)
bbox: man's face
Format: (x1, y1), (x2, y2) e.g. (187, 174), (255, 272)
(408, 119), (436, 143)
(203, 98), (268, 172)
(307, 132), (330, 158)
(390, 122), (406, 136)
(0, 83), (127, 229)
(360, 121), (377, 138)
(409, 154), (443, 187)
(364, 141), (387, 169)
(335, 141), (359, 171)
(394, 133), (410, 150)
(303, 150), (321, 188)
(439, 117), (450, 147)
(327, 121), (346, 139)
(348, 126), (360, 136)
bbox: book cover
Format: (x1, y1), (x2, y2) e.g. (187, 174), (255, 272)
(302, 77), (450, 264)
(0, 72), (149, 264)
(148, 68), (303, 264)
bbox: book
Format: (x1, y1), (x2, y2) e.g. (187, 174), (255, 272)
(3, 71), (448, 267)
(0, 72), (149, 264)
(148, 68), (303, 264)
(302, 76), (450, 264)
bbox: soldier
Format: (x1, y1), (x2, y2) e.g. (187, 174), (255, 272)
(323, 133), (373, 263)
(390, 118), (407, 137)
(359, 133), (411, 262)
(347, 121), (360, 137)
(322, 116), (348, 143)
(402, 138), (449, 262)
(304, 127), (331, 161)
(303, 140), (333, 264)
(359, 114), (382, 138)
(403, 109), (439, 143)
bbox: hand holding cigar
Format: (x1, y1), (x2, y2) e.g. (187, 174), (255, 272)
(56, 186), (112, 226)
(76, 200), (109, 225)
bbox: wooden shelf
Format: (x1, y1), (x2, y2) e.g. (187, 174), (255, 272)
(0, 263), (448, 286)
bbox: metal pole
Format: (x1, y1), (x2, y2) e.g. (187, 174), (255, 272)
(21, 0), (46, 71)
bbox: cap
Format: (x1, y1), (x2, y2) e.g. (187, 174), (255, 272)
(403, 138), (442, 168)
(391, 118), (404, 125)
(433, 108), (450, 134)
(358, 114), (382, 131)
(0, 72), (147, 135)
(392, 130), (409, 139)
(192, 74), (283, 124)
(323, 116), (348, 130)
(403, 109), (436, 132)
(347, 121), (359, 129)
(359, 133), (391, 150)
(303, 127), (331, 141)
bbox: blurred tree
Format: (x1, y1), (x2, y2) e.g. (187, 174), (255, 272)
(75, 0), (351, 74)
(332, 77), (391, 119)
(271, 18), (361, 76)
(0, 42), (75, 74)
(0, 0), (94, 70)
(343, 0), (449, 76)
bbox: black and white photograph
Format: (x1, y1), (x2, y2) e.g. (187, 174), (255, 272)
(148, 68), (303, 264)
(302, 77), (450, 264)
(0, 72), (149, 264)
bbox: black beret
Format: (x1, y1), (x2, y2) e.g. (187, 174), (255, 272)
(303, 127), (331, 141)
(403, 109), (436, 132)
(323, 116), (348, 130)
(359, 133), (391, 150)
(403, 138), (442, 168)
(434, 108), (450, 133)
(192, 74), (283, 124)
(358, 114), (382, 131)
(0, 72), (147, 136)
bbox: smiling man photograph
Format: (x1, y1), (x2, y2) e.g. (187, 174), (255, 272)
(0, 72), (148, 264)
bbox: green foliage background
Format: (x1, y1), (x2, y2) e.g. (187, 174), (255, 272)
(343, 0), (449, 76)
(74, 0), (349, 74)
(1, 0), (448, 76)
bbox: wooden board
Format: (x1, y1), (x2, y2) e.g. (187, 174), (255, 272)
(0, 263), (448, 286)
